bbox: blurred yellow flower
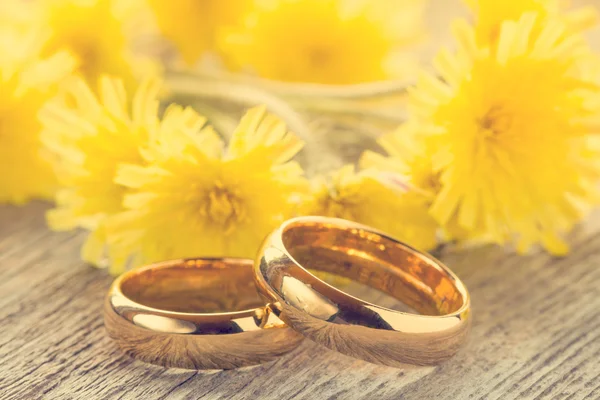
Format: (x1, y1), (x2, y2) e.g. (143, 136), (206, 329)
(306, 164), (438, 251)
(40, 76), (161, 265)
(220, 0), (425, 84)
(370, 125), (489, 244)
(373, 125), (439, 196)
(40, 0), (154, 90)
(106, 106), (307, 274)
(408, 13), (600, 255)
(146, 0), (252, 65)
(0, 0), (32, 31)
(0, 29), (75, 204)
(465, 0), (598, 46)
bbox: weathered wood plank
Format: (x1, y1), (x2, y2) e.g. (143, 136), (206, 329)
(0, 202), (599, 400)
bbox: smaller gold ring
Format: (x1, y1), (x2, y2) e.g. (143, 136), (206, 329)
(104, 258), (304, 369)
(254, 216), (471, 368)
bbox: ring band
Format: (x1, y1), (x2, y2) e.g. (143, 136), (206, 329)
(104, 258), (304, 369)
(254, 216), (471, 368)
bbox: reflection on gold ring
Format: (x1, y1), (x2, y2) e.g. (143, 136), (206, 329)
(254, 216), (471, 368)
(104, 257), (304, 370)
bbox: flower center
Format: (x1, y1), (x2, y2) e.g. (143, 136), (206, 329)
(425, 171), (442, 194)
(307, 46), (332, 68)
(205, 182), (244, 234)
(479, 105), (512, 137)
(53, 29), (101, 83)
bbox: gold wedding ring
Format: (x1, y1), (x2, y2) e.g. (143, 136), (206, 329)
(104, 258), (304, 369)
(254, 216), (471, 368)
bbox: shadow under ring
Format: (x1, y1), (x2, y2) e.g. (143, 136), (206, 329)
(104, 257), (304, 370)
(254, 217), (471, 368)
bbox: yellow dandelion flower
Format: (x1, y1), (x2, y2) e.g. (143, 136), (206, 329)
(39, 0), (155, 90)
(0, 28), (76, 204)
(305, 163), (438, 251)
(105, 106), (307, 274)
(146, 0), (253, 65)
(408, 13), (600, 255)
(374, 124), (440, 196)
(220, 0), (425, 84)
(465, 0), (598, 46)
(369, 125), (490, 244)
(40, 76), (162, 265)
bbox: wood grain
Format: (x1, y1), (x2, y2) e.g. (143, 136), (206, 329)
(1, 201), (599, 400)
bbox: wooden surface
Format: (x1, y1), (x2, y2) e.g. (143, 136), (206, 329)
(1, 202), (599, 400)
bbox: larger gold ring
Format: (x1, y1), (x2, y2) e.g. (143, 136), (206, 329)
(104, 258), (304, 369)
(254, 216), (471, 368)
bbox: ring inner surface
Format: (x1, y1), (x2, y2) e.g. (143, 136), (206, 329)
(120, 259), (264, 313)
(282, 222), (464, 316)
